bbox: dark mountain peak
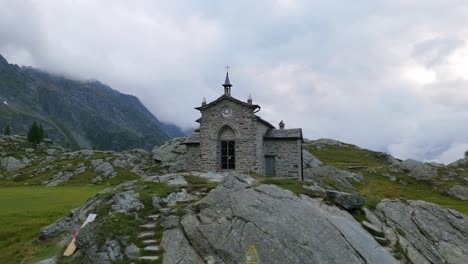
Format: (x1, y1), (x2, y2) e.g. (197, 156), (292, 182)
(0, 54), (11, 70)
(0, 54), (8, 65)
(0, 58), (185, 150)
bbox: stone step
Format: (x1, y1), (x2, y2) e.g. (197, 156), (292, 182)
(147, 214), (160, 220)
(142, 239), (158, 244)
(138, 256), (160, 261)
(159, 208), (171, 215)
(144, 245), (160, 252)
(140, 223), (156, 229)
(138, 232), (155, 239)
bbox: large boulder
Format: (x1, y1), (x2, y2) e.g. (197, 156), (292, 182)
(151, 137), (187, 174)
(161, 172), (398, 264)
(376, 199), (468, 264)
(94, 162), (115, 178)
(302, 147), (322, 167)
(1, 156), (28, 172)
(163, 189), (197, 206)
(45, 171), (75, 186)
(391, 159), (438, 180)
(152, 137), (186, 163)
(111, 190), (144, 214)
(162, 228), (204, 264)
(39, 215), (75, 241)
(303, 165), (364, 189)
(325, 190), (365, 210)
(124, 243), (140, 260)
(447, 185), (468, 200)
(39, 193), (114, 241)
(75, 225), (123, 264)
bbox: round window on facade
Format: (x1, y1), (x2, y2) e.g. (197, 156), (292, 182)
(221, 106), (233, 117)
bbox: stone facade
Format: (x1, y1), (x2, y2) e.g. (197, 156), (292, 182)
(264, 139), (302, 178)
(182, 74), (303, 179)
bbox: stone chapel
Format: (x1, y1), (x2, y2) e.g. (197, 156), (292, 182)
(183, 71), (304, 180)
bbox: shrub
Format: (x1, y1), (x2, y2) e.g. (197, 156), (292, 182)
(27, 122), (45, 144)
(4, 124), (11, 135)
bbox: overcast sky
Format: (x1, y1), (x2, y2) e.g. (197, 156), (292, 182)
(1, 0), (468, 164)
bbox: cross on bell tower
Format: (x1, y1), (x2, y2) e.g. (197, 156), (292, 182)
(223, 65), (232, 96)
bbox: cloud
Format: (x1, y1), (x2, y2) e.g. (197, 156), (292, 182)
(1, 0), (468, 163)
(412, 37), (464, 68)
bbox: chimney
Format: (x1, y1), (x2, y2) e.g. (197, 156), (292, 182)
(279, 120), (285, 130)
(465, 151), (468, 158)
(247, 94), (252, 105)
(202, 97), (206, 106)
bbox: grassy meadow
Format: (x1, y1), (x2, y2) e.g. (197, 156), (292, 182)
(0, 186), (103, 263)
(309, 143), (468, 215)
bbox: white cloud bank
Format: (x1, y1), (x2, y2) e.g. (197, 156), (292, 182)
(1, 0), (468, 164)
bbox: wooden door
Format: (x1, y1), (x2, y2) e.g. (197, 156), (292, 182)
(265, 156), (276, 176)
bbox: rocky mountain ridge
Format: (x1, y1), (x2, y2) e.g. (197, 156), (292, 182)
(0, 54), (184, 151)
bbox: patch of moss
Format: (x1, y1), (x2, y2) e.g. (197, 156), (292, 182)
(350, 209), (367, 223)
(376, 238), (390, 247)
(94, 213), (141, 246)
(143, 164), (162, 175)
(105, 168), (140, 185)
(396, 227), (406, 236)
(136, 182), (180, 201)
(184, 175), (219, 193)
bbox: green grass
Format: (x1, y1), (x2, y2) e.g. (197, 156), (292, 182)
(307, 144), (468, 215)
(309, 144), (392, 170)
(0, 186), (103, 263)
(184, 175), (219, 193)
(356, 172), (468, 215)
(261, 178), (323, 197)
(247, 172), (325, 198)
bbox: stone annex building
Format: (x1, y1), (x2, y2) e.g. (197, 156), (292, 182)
(182, 71), (304, 180)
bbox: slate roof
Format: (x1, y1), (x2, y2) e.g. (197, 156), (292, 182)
(181, 133), (200, 144)
(254, 115), (275, 129)
(264, 128), (303, 140)
(195, 95), (260, 111)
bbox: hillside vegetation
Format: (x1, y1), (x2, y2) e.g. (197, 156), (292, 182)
(306, 139), (468, 214)
(0, 54), (184, 151)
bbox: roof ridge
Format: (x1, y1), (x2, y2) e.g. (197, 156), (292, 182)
(195, 95), (259, 111)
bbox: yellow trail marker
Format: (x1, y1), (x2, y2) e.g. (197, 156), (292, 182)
(63, 214), (97, 256)
(246, 244), (260, 264)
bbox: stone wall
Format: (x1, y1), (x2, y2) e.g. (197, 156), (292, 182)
(255, 120), (272, 175)
(185, 144), (201, 171)
(198, 99), (259, 172)
(189, 96), (302, 179)
(263, 139), (302, 179)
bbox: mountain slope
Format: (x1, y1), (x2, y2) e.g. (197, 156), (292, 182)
(1, 135), (467, 263)
(0, 55), (183, 150)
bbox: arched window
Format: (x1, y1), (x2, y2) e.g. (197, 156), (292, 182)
(218, 126), (235, 169)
